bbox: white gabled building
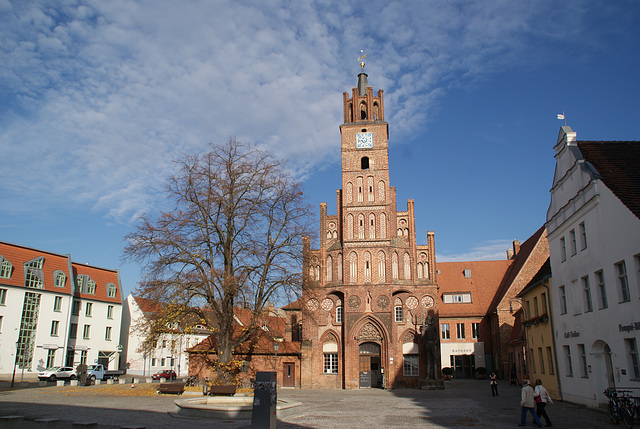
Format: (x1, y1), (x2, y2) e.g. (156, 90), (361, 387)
(546, 126), (640, 406)
(121, 294), (211, 377)
(0, 241), (124, 377)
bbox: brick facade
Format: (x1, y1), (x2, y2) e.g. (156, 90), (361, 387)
(300, 73), (440, 389)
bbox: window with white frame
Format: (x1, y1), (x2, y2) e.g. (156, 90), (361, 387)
(85, 302), (93, 317)
(595, 270), (608, 309)
(0, 288), (6, 305)
(24, 257), (44, 289)
(107, 283), (117, 298)
(564, 345), (573, 376)
(54, 271), (66, 288)
(616, 261), (630, 302)
(626, 338), (640, 380)
(152, 358), (157, 367)
(472, 322), (479, 339)
(107, 305), (114, 319)
(46, 350), (55, 369)
(83, 324), (90, 339)
(324, 353), (338, 374)
(394, 305), (403, 322)
(441, 323), (450, 339)
(569, 229), (577, 256)
(0, 315), (3, 332)
(53, 296), (62, 312)
(578, 344), (588, 378)
(80, 350), (87, 365)
(443, 293), (471, 303)
(579, 222), (587, 250)
(105, 326), (112, 341)
(559, 286), (567, 314)
(50, 320), (59, 336)
(560, 237), (566, 262)
(0, 256), (12, 279)
(582, 275), (593, 312)
(456, 323), (465, 339)
(86, 278), (96, 294)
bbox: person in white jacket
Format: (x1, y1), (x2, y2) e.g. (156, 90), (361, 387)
(534, 379), (553, 427)
(519, 379), (543, 427)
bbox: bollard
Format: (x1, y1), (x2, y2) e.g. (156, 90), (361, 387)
(70, 380), (78, 386)
(56, 380), (65, 387)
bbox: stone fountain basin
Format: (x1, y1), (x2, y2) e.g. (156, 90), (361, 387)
(173, 395), (301, 420)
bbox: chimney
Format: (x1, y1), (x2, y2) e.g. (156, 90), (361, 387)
(506, 248), (514, 260)
(513, 240), (521, 257)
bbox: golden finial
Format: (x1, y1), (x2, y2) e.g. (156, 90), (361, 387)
(357, 50), (367, 71)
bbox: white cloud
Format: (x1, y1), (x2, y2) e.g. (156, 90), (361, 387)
(437, 239), (513, 262)
(0, 0), (599, 222)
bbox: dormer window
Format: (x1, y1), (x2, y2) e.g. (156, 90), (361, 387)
(24, 257), (44, 289)
(0, 256), (13, 279)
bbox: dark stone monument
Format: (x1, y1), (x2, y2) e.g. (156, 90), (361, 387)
(251, 371), (277, 429)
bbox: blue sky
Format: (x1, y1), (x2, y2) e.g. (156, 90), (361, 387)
(1, 0), (639, 299)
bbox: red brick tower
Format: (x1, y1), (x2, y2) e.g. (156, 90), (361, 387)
(301, 68), (439, 389)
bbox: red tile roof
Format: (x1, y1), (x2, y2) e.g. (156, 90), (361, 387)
(0, 241), (73, 294)
(189, 326), (300, 355)
(577, 141), (640, 220)
(486, 225), (548, 315)
(437, 259), (512, 317)
(72, 262), (121, 303)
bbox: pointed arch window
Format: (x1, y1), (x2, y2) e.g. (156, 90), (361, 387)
(367, 177), (374, 201)
(0, 256), (13, 279)
(403, 253), (411, 280)
(346, 182), (353, 203)
(392, 253), (399, 280)
(369, 214), (376, 239)
(24, 257), (44, 289)
(380, 213), (386, 238)
(358, 214), (365, 240)
(360, 101), (367, 120)
(378, 181), (385, 201)
(357, 177), (363, 202)
(378, 251), (386, 283)
(364, 252), (371, 283)
(326, 256), (333, 282)
(337, 253), (343, 281)
(347, 214), (354, 240)
(417, 263), (423, 279)
(349, 252), (358, 284)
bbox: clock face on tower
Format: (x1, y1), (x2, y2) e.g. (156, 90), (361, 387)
(356, 132), (373, 148)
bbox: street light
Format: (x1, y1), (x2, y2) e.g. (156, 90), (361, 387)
(273, 341), (279, 372)
(11, 341), (19, 388)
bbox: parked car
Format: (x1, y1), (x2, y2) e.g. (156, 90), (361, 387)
(152, 370), (177, 380)
(38, 366), (77, 381)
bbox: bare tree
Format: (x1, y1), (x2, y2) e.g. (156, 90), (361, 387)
(124, 138), (314, 383)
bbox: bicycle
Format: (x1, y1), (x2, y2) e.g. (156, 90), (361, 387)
(604, 388), (635, 428)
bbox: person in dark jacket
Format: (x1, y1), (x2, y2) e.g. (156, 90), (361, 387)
(490, 371), (499, 396)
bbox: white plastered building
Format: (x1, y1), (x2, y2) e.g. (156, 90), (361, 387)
(546, 126), (640, 406)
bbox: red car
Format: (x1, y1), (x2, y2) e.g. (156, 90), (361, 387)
(152, 370), (177, 380)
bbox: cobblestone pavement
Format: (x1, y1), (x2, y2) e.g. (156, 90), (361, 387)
(0, 378), (612, 428)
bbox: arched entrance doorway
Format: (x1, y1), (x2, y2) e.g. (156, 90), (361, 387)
(359, 342), (382, 388)
(591, 340), (615, 404)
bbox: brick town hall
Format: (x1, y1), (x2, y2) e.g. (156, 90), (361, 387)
(298, 68), (441, 389)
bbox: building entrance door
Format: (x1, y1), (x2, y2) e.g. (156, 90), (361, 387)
(283, 363), (295, 387)
(452, 354), (475, 378)
(359, 342), (382, 388)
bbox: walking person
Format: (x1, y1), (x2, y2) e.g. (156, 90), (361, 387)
(534, 379), (553, 427)
(510, 364), (518, 385)
(490, 371), (498, 396)
(519, 379), (543, 427)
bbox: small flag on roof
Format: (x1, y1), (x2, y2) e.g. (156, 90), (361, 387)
(557, 114), (565, 120)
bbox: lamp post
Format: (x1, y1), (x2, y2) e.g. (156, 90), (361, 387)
(11, 341), (19, 388)
(273, 341), (279, 372)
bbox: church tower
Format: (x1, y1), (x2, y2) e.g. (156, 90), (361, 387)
(300, 64), (440, 390)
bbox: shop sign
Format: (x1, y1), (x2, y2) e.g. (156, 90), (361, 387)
(564, 330), (580, 338)
(619, 322), (640, 333)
